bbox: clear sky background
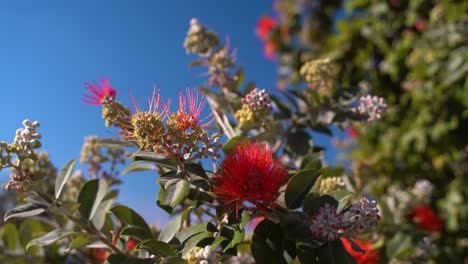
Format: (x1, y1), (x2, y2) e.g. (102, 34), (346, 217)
(0, 1), (340, 225)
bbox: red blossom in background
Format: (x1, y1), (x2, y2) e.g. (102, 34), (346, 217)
(408, 204), (443, 232)
(341, 238), (379, 264)
(82, 77), (116, 105)
(346, 127), (360, 139)
(263, 40), (277, 60)
(256, 16), (276, 41)
(126, 238), (138, 251)
(94, 249), (109, 263)
(213, 142), (289, 217)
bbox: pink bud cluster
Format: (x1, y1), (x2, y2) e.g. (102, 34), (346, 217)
(355, 95), (387, 122)
(241, 88), (273, 112)
(309, 197), (381, 241)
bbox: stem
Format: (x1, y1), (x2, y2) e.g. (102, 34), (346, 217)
(68, 215), (126, 255)
(36, 191), (126, 256)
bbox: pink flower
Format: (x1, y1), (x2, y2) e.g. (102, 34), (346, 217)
(213, 142), (289, 217)
(172, 88), (212, 130)
(341, 238), (379, 264)
(82, 77), (116, 105)
(256, 16), (276, 41)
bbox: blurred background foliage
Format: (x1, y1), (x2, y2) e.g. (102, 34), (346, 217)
(265, 0), (468, 262)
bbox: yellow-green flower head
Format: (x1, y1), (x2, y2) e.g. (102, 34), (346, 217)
(184, 18), (220, 56)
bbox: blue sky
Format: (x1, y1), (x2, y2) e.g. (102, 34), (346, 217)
(0, 1), (339, 224)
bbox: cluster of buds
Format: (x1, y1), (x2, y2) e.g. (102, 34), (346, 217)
(186, 246), (217, 264)
(118, 88), (222, 164)
(157, 129), (222, 163)
(299, 58), (334, 92)
(235, 88), (273, 128)
(309, 198), (380, 241)
(13, 119), (41, 158)
(184, 18), (220, 56)
(412, 179), (434, 203)
(209, 46), (235, 73)
(355, 95), (387, 122)
(4, 168), (36, 193)
(80, 136), (126, 179)
(319, 176), (346, 194)
(83, 79), (222, 164)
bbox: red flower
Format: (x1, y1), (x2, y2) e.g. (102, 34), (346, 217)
(341, 238), (379, 264)
(263, 40), (277, 60)
(346, 127), (360, 139)
(82, 77), (116, 105)
(213, 142), (289, 217)
(94, 248), (109, 263)
(415, 19), (425, 33)
(408, 204), (443, 232)
(173, 88), (213, 130)
(126, 238), (138, 251)
(256, 16), (276, 41)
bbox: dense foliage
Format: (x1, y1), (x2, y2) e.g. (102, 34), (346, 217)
(258, 0), (468, 262)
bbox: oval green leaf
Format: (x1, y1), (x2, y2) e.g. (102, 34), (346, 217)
(55, 159), (76, 199)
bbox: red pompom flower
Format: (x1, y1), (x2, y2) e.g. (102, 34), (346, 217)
(408, 203), (443, 232)
(256, 16), (276, 41)
(341, 238), (379, 264)
(82, 77), (116, 105)
(213, 142), (289, 217)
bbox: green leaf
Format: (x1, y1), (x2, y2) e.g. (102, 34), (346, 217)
(92, 190), (118, 230)
(181, 231), (213, 257)
(67, 235), (99, 251)
(184, 163), (208, 180)
(50, 201), (80, 216)
(159, 256), (187, 264)
(110, 204), (152, 237)
(314, 240), (356, 264)
(120, 226), (153, 241)
(132, 151), (177, 170)
(0, 223), (20, 251)
(4, 202), (47, 222)
(223, 229), (244, 253)
(156, 179), (189, 214)
(331, 190), (353, 214)
(122, 162), (157, 175)
(210, 236), (228, 249)
(54, 159), (76, 199)
(303, 194), (337, 216)
(251, 220), (287, 264)
(285, 169), (321, 209)
(19, 219), (45, 254)
(77, 179), (108, 220)
(95, 138), (138, 148)
(136, 240), (176, 257)
(386, 232), (412, 258)
(158, 206), (193, 243)
(222, 135), (248, 154)
(26, 229), (77, 249)
(132, 151), (166, 161)
(176, 222), (217, 243)
(344, 238), (366, 254)
(107, 254), (156, 264)
(286, 129), (311, 155)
